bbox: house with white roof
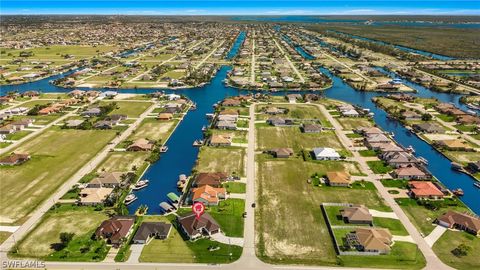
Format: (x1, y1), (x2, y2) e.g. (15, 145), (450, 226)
(312, 147), (341, 160)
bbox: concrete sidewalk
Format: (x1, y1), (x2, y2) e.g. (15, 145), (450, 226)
(424, 225), (447, 247)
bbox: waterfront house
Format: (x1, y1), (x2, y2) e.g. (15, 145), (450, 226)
(95, 216), (136, 247)
(222, 98), (241, 107)
(216, 120), (237, 130)
(456, 115), (480, 125)
(177, 212), (220, 240)
(313, 147), (341, 160)
(88, 172), (126, 188)
(269, 148), (294, 158)
(127, 138), (155, 151)
(346, 228), (392, 254)
(402, 111), (422, 121)
(302, 124), (322, 133)
(467, 161), (480, 173)
(209, 134), (232, 147)
(412, 123), (445, 134)
(392, 165), (431, 180)
(78, 187), (113, 205)
(0, 152), (30, 165)
(340, 205), (373, 225)
(193, 172), (228, 188)
(157, 113), (173, 120)
(132, 222), (172, 244)
(342, 109), (360, 117)
(326, 171), (351, 187)
(383, 151), (418, 168)
(191, 184), (226, 206)
(219, 109), (239, 116)
(437, 211), (480, 236)
(364, 133), (391, 149)
(408, 181), (444, 200)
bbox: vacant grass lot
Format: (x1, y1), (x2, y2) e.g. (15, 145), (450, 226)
(128, 118), (178, 142)
(223, 182), (246, 193)
(0, 232), (11, 245)
(433, 230), (480, 270)
(0, 127), (116, 224)
(256, 104), (332, 127)
(257, 126), (343, 152)
(1, 45), (117, 60)
(256, 157), (390, 266)
(372, 217), (409, 236)
(336, 117), (373, 130)
(196, 147), (245, 176)
(208, 199), (245, 237)
(13, 205), (107, 258)
(103, 100), (152, 118)
(97, 151), (149, 172)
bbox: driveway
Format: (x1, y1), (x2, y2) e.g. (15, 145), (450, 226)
(424, 225), (448, 247)
(211, 232), (244, 247)
(370, 209), (399, 219)
(127, 244), (145, 263)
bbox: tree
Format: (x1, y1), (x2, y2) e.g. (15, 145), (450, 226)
(451, 244), (471, 257)
(422, 113), (432, 121)
(60, 232), (75, 246)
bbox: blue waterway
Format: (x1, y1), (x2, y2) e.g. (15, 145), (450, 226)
(1, 54), (479, 215)
(230, 16), (480, 29)
(281, 34), (316, 60)
(330, 30), (455, 61)
(320, 67), (480, 214)
(225, 31), (246, 60)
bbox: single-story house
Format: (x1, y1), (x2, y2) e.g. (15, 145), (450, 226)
(191, 185), (226, 206)
(437, 211), (480, 236)
(302, 124), (322, 133)
(132, 222), (172, 244)
(177, 212), (220, 240)
(209, 134), (232, 147)
(78, 187), (113, 205)
(193, 172), (228, 188)
(313, 147), (341, 160)
(392, 165), (431, 180)
(267, 117), (294, 126)
(434, 139), (473, 151)
(127, 138), (155, 151)
(269, 148), (294, 158)
(408, 181), (444, 200)
(346, 228), (392, 254)
(88, 172), (125, 188)
(158, 113), (173, 120)
(0, 152), (30, 165)
(326, 171), (351, 186)
(95, 216), (136, 247)
(413, 123), (445, 134)
(340, 205), (373, 225)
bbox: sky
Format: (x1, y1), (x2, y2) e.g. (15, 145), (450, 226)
(1, 0), (479, 15)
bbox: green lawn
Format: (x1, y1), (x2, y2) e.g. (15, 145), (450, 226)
(96, 151), (149, 173)
(372, 217), (409, 236)
(128, 118), (178, 143)
(256, 157), (391, 266)
(0, 231), (11, 245)
(367, 160), (393, 174)
(207, 199), (245, 237)
(223, 182), (246, 193)
(0, 127), (116, 224)
(359, 149), (378, 157)
(381, 179), (409, 189)
(257, 126), (344, 152)
(12, 205), (107, 258)
(139, 226), (241, 263)
(339, 242), (425, 269)
(336, 117), (373, 130)
(396, 198), (469, 235)
(196, 147), (245, 177)
(103, 100), (152, 118)
(5, 130), (33, 140)
(433, 230), (480, 270)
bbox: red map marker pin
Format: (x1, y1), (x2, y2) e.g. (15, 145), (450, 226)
(192, 202), (205, 220)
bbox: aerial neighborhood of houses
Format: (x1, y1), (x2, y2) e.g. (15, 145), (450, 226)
(0, 16), (479, 270)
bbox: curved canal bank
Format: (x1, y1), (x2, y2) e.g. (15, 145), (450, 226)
(319, 67), (480, 214)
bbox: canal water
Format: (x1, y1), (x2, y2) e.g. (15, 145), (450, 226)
(320, 67), (480, 214)
(225, 31), (246, 60)
(330, 30), (455, 61)
(1, 50), (479, 215)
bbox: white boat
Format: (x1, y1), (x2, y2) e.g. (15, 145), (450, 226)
(160, 146), (168, 153)
(124, 194), (137, 205)
(132, 179), (149, 190)
(406, 145), (415, 154)
(418, 157), (429, 165)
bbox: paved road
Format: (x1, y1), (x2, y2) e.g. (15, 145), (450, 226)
(316, 103), (453, 270)
(0, 103), (157, 257)
(271, 34), (305, 83)
(250, 31), (256, 84)
(0, 109), (77, 155)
